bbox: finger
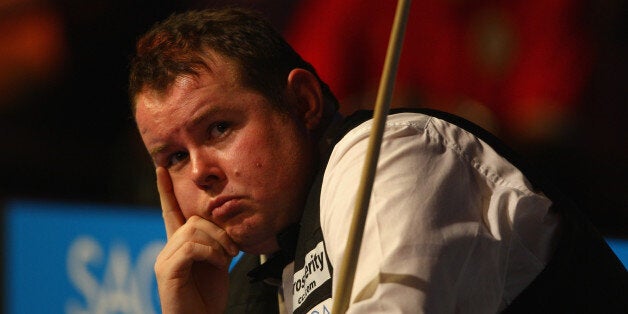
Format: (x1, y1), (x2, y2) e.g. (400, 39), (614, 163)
(161, 216), (239, 259)
(156, 167), (185, 239)
(156, 233), (232, 272)
(157, 240), (232, 274)
(156, 224), (233, 272)
(187, 216), (239, 256)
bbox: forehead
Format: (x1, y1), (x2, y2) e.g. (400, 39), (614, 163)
(135, 52), (242, 114)
(133, 49), (242, 105)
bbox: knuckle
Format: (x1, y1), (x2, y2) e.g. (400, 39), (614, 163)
(155, 249), (167, 265)
(154, 261), (162, 275)
(187, 215), (201, 224)
(154, 258), (167, 278)
(181, 242), (198, 255)
(179, 225), (196, 238)
(215, 228), (230, 243)
(215, 228), (227, 238)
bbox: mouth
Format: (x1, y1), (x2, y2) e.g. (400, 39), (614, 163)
(209, 196), (243, 223)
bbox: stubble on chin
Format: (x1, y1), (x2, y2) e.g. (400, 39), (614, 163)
(225, 216), (280, 255)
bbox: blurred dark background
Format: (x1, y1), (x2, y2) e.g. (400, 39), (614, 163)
(0, 0), (625, 236)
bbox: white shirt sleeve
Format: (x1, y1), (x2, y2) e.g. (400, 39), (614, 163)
(320, 113), (559, 313)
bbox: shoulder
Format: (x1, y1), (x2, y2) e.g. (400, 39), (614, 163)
(333, 109), (543, 196)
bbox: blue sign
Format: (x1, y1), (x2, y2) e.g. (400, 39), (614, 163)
(4, 200), (166, 314)
(4, 200), (625, 314)
(606, 238), (628, 269)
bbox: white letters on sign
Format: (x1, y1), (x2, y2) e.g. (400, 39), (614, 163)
(65, 236), (164, 314)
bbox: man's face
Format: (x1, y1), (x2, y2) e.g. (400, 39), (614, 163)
(134, 54), (316, 254)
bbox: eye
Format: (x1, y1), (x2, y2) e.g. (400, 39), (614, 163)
(209, 121), (231, 139)
(168, 151), (189, 167)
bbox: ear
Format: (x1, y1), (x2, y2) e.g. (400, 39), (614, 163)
(286, 68), (324, 131)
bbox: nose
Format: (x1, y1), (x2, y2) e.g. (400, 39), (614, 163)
(189, 149), (226, 192)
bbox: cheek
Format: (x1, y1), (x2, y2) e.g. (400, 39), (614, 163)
(250, 143), (310, 196)
(229, 122), (312, 196)
(229, 135), (277, 176)
(231, 156), (275, 190)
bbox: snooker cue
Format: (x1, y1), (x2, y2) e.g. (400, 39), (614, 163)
(331, 0), (412, 312)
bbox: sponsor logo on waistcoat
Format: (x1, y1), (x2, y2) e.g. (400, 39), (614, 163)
(293, 241), (331, 311)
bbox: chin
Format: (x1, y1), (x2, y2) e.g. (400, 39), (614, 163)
(236, 237), (279, 255)
(226, 223), (279, 255)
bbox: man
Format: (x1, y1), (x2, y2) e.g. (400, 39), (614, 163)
(129, 8), (626, 314)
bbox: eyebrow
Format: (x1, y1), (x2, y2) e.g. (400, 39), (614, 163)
(147, 105), (224, 160)
(190, 106), (218, 128)
(149, 144), (170, 160)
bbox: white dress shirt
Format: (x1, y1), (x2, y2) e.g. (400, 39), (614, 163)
(316, 112), (560, 313)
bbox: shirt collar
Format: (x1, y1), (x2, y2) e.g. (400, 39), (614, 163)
(246, 223), (300, 285)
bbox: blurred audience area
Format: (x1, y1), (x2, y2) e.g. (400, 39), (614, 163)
(0, 0), (625, 236)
